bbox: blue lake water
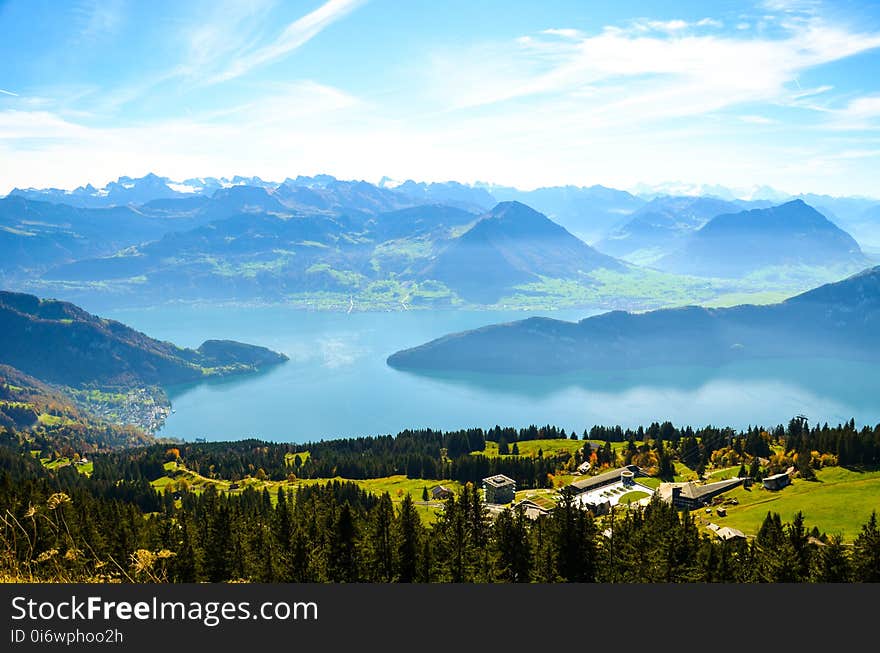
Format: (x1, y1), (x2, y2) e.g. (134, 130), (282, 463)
(105, 305), (880, 443)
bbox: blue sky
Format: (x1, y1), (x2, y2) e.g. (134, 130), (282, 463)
(2, 0), (880, 196)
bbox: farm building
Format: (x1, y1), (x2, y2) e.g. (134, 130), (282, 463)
(513, 499), (551, 520)
(660, 477), (744, 510)
(716, 526), (746, 541)
(706, 523), (746, 541)
(431, 485), (453, 500)
(763, 467), (794, 491)
(567, 465), (642, 496)
(482, 474), (516, 504)
(580, 498), (612, 516)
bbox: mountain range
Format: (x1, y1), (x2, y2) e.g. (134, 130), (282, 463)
(481, 183), (645, 244)
(387, 265), (880, 375)
(3, 172), (878, 309)
(596, 196), (763, 264)
(655, 200), (867, 277)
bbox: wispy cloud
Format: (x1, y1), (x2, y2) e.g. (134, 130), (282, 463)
(2, 1), (880, 198)
(427, 14), (880, 122)
(541, 28), (581, 39)
(71, 0), (126, 44)
(207, 0), (367, 84)
(739, 114), (777, 124)
(179, 0), (278, 79)
(0, 89), (19, 97)
(760, 0), (820, 14)
(827, 95), (880, 130)
(0, 110), (91, 140)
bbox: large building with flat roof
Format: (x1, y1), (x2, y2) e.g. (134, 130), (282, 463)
(482, 474), (516, 504)
(659, 477), (744, 510)
(568, 465), (642, 495)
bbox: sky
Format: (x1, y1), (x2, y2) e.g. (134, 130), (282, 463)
(2, 0), (880, 197)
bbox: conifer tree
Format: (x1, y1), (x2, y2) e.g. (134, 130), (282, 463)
(395, 494), (423, 583)
(852, 511), (880, 582)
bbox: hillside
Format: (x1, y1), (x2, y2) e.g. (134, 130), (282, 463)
(0, 196), (196, 274)
(422, 201), (625, 302)
(487, 184), (644, 243)
(0, 364), (152, 449)
(387, 265), (880, 374)
(0, 290), (288, 387)
(596, 196), (746, 264)
(656, 200), (867, 277)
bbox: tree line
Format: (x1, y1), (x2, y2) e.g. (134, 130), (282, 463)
(2, 457), (879, 583)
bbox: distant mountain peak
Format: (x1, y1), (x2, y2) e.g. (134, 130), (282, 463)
(657, 199), (866, 277)
(488, 200), (541, 216)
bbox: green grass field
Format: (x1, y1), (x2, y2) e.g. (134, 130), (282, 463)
(673, 461), (699, 482)
(618, 490), (650, 504)
(478, 438), (583, 458)
(151, 462), (459, 523)
(705, 467), (880, 541)
(513, 489), (558, 509)
(283, 451), (311, 466)
(40, 456), (92, 476)
(635, 476), (662, 490)
(706, 466), (741, 481)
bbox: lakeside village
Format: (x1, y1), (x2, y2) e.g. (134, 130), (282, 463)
(474, 464), (795, 541)
(72, 385), (171, 434)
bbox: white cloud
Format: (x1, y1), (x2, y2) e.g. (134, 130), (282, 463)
(202, 80), (363, 125)
(3, 5), (880, 198)
(72, 0), (126, 43)
(739, 114), (777, 124)
(425, 15), (880, 123)
(827, 95), (880, 130)
(760, 0), (820, 13)
(541, 28), (581, 39)
(0, 89), (19, 97)
(0, 110), (92, 140)
(207, 0), (367, 84)
(178, 0), (278, 78)
(791, 85), (833, 99)
(633, 19), (690, 33)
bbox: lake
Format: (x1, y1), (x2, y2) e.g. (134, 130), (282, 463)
(105, 305), (880, 443)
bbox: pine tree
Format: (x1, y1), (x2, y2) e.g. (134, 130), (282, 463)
(750, 455), (762, 479)
(172, 513), (197, 582)
(203, 502), (234, 582)
(365, 493), (395, 582)
(327, 503), (359, 582)
(395, 494), (423, 583)
(551, 488), (597, 582)
(852, 511), (880, 582)
(811, 534), (851, 582)
(491, 507), (532, 582)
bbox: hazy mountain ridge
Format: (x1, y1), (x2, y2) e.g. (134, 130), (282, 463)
(4, 173), (877, 310)
(484, 183), (645, 243)
(422, 201), (625, 302)
(387, 264), (880, 374)
(596, 195), (748, 264)
(657, 200), (867, 277)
